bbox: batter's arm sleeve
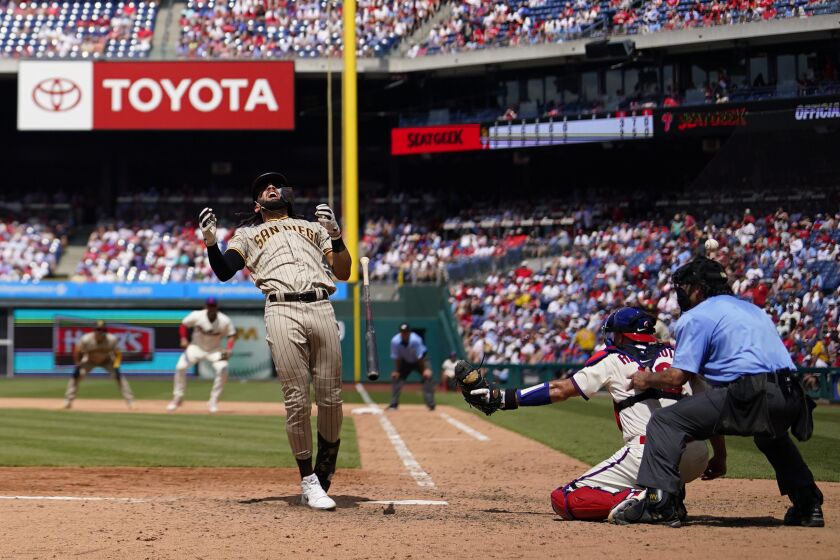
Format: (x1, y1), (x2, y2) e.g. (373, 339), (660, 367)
(207, 244), (245, 282)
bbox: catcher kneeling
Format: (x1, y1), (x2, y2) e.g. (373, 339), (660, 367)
(457, 307), (722, 522)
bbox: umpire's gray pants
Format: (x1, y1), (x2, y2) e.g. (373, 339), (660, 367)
(637, 380), (815, 496)
(390, 362), (435, 409)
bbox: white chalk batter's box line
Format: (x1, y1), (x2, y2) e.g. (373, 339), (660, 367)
(355, 383), (436, 488)
(0, 495), (147, 503)
(438, 412), (490, 441)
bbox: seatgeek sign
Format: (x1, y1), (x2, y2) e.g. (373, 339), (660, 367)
(18, 61), (294, 130)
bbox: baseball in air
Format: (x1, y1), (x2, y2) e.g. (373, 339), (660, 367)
(705, 239), (720, 252)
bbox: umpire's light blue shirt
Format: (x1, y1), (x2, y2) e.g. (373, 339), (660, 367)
(390, 332), (427, 363)
(672, 295), (796, 385)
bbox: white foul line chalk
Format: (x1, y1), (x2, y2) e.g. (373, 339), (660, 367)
(355, 383), (435, 488)
(364, 500), (448, 506)
(0, 495), (145, 503)
(438, 412), (490, 441)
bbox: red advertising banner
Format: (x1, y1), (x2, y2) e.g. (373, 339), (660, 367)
(53, 318), (155, 366)
(17, 61), (295, 130)
(93, 62), (294, 130)
(392, 124), (482, 155)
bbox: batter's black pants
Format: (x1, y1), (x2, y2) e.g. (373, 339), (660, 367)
(637, 378), (816, 496)
(390, 361), (435, 409)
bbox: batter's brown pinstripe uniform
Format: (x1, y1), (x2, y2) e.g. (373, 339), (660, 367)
(226, 217), (343, 458)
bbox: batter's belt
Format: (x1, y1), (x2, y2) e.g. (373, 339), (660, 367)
(267, 288), (330, 303)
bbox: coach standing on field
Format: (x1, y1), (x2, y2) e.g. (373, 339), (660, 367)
(611, 257), (822, 527)
(388, 323), (436, 411)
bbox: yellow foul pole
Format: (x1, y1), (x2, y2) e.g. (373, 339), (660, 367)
(342, 0), (361, 382)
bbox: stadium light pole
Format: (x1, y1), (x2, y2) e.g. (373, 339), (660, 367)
(342, 0), (361, 382)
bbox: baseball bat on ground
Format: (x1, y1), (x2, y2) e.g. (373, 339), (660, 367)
(360, 257), (380, 381)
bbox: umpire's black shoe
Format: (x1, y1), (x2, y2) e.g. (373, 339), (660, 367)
(610, 488), (682, 528)
(784, 486), (825, 528)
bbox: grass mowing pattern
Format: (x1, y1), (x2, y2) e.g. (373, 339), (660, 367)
(0, 409), (359, 468)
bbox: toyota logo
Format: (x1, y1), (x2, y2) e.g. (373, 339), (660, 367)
(32, 78), (82, 112)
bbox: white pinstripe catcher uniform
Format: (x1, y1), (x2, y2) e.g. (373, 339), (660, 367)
(173, 310), (236, 405)
(568, 347), (709, 492)
(227, 217), (343, 459)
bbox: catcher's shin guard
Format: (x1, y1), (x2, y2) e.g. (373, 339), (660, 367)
(551, 485), (634, 521)
(314, 432), (340, 492)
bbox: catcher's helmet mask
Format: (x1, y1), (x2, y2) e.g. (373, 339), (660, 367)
(601, 307), (657, 346)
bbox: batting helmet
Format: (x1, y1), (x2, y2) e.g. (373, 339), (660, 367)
(251, 171), (293, 205)
(602, 307), (657, 345)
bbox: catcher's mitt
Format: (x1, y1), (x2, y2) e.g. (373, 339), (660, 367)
(454, 359), (504, 415)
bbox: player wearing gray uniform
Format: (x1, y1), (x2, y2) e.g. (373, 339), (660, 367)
(64, 320), (134, 409)
(199, 172), (351, 511)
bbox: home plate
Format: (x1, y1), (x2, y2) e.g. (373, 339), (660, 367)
(351, 406), (382, 415)
(363, 500), (448, 506)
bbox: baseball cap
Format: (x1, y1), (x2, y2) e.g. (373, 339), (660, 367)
(399, 323), (410, 332)
(206, 297), (219, 307)
(95, 320), (106, 331)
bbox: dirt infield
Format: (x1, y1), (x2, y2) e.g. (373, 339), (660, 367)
(0, 398), (837, 559)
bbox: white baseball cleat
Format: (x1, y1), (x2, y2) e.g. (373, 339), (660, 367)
(207, 401), (219, 414)
(62, 400), (72, 410)
(125, 399), (135, 410)
(166, 399), (182, 412)
(300, 474), (336, 510)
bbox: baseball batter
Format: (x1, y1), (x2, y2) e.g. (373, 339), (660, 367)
(200, 172), (351, 511)
(458, 307), (717, 522)
(64, 320), (134, 409)
(167, 298), (238, 414)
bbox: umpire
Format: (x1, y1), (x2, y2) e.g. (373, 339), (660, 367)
(612, 257), (822, 527)
(388, 323), (436, 411)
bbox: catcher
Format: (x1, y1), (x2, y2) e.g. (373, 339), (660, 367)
(456, 307), (720, 522)
(63, 320), (134, 409)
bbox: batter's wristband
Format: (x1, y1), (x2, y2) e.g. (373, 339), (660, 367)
(331, 237), (347, 253)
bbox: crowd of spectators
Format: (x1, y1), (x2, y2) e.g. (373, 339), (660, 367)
(177, 0), (438, 58)
(407, 0), (602, 58)
(0, 218), (66, 281)
(73, 221), (250, 283)
(362, 214), (565, 282)
(407, 0), (839, 57)
(0, 1), (157, 59)
(449, 208), (840, 369)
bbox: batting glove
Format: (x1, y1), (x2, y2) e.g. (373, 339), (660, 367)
(199, 207), (218, 246)
(315, 204), (342, 240)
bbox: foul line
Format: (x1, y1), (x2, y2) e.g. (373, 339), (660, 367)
(438, 412), (490, 441)
(364, 500), (448, 506)
(355, 383), (435, 488)
(0, 495), (145, 503)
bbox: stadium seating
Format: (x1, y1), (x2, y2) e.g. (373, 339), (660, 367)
(0, 218), (65, 281)
(177, 0), (439, 58)
(447, 207), (840, 367)
(73, 221), (250, 283)
(407, 0), (840, 57)
(0, 1), (158, 59)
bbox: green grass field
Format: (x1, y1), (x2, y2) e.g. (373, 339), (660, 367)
(1, 378), (838, 481)
(0, 408), (359, 468)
